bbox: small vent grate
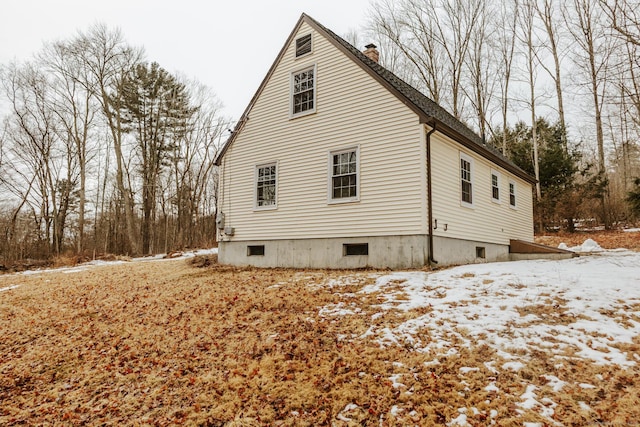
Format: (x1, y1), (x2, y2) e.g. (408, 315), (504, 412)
(343, 243), (368, 256)
(295, 34), (312, 57)
(247, 245), (265, 256)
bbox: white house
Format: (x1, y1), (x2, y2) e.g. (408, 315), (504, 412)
(214, 13), (541, 269)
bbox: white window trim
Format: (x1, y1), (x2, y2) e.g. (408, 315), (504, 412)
(491, 169), (501, 204)
(294, 33), (313, 59)
(509, 179), (518, 209)
(290, 64), (317, 119)
(328, 146), (360, 204)
(460, 152), (474, 208)
(254, 161), (278, 211)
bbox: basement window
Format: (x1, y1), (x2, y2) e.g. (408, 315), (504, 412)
(476, 246), (486, 259)
(343, 243), (368, 256)
(295, 34), (312, 57)
(247, 245), (265, 256)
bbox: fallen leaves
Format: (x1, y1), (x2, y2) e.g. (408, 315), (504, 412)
(1, 256), (640, 425)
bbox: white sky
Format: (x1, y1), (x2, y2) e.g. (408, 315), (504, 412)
(0, 0), (373, 120)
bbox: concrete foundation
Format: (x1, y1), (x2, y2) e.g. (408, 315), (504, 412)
(218, 234), (513, 269)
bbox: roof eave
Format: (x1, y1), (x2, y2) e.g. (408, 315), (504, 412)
(433, 124), (538, 185)
(214, 14), (310, 166)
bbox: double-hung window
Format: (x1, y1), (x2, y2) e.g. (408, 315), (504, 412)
(509, 180), (517, 208)
(291, 66), (315, 116)
(460, 153), (473, 206)
(491, 170), (500, 202)
(255, 163), (277, 209)
(330, 147), (358, 202)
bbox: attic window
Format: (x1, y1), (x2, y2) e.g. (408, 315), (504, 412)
(291, 66), (316, 116)
(295, 34), (312, 57)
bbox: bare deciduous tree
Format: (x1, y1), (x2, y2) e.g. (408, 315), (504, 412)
(68, 24), (144, 254)
(39, 41), (96, 254)
(598, 0), (640, 46)
(519, 0), (542, 201)
(369, 0), (445, 102)
(494, 0), (520, 155)
(535, 0), (569, 146)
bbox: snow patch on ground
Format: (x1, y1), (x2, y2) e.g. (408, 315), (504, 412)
(0, 284), (20, 292)
(558, 238), (603, 252)
(2, 248), (219, 278)
(336, 403), (359, 422)
(330, 248), (640, 367)
(317, 242), (640, 424)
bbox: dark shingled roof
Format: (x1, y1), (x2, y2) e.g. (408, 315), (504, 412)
(216, 14), (535, 184)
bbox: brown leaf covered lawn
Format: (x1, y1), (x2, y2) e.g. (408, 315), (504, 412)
(1, 253), (639, 426)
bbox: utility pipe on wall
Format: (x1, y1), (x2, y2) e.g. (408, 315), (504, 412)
(426, 123), (438, 265)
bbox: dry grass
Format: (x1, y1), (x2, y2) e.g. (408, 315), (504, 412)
(1, 256), (639, 425)
(536, 229), (640, 251)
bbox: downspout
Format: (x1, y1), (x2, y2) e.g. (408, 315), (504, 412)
(426, 122), (438, 265)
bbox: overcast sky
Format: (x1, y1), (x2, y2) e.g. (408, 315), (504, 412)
(1, 0), (373, 121)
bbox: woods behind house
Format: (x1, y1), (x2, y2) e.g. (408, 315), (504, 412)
(0, 25), (228, 262)
(1, 0), (640, 262)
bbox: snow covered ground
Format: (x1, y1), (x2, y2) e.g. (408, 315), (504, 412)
(319, 241), (640, 425)
(320, 241), (640, 367)
(351, 248), (640, 367)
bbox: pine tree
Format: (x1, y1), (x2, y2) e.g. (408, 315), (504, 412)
(119, 62), (196, 255)
(492, 119), (599, 231)
(627, 178), (640, 219)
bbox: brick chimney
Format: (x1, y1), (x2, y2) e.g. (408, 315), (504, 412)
(363, 43), (379, 63)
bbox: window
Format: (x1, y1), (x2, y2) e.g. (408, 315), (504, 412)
(344, 243), (368, 256)
(509, 181), (517, 208)
(460, 153), (473, 206)
(255, 163), (277, 209)
(291, 66), (315, 116)
(295, 34), (312, 57)
(247, 245), (265, 256)
(476, 246), (486, 259)
(491, 171), (500, 202)
(330, 147), (358, 202)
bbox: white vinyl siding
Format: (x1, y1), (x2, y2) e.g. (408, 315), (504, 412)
(218, 22), (425, 240)
(430, 131), (534, 245)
